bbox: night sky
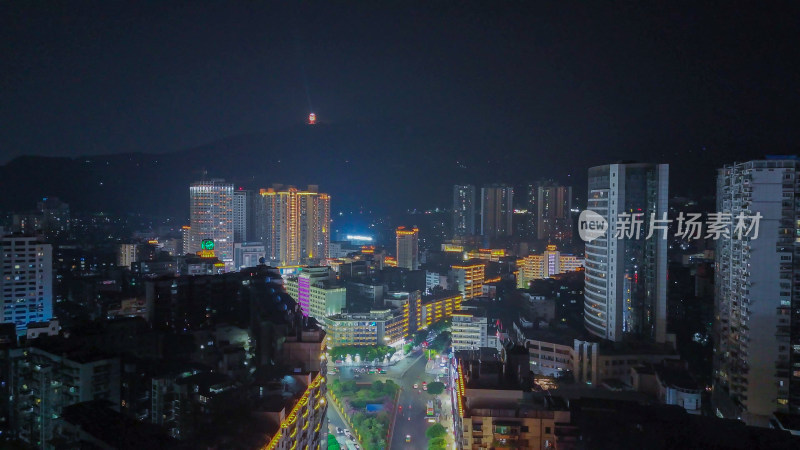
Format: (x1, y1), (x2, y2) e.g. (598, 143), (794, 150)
(2, 2), (799, 196)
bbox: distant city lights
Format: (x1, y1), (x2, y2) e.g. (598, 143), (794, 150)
(346, 235), (373, 242)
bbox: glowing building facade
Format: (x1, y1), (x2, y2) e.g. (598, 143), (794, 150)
(453, 184), (476, 237)
(395, 226), (419, 270)
(451, 262), (485, 300)
(188, 179), (234, 269)
(254, 185), (331, 266)
(1, 236), (53, 335)
(417, 291), (463, 330)
(517, 245), (585, 288)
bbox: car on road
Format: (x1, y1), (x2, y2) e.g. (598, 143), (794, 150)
(423, 384), (427, 391)
(413, 383), (419, 389)
(336, 427), (343, 434)
(353, 374), (361, 379)
(405, 435), (411, 443)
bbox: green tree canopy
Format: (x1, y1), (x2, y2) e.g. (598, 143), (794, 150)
(428, 437), (447, 450)
(327, 434), (341, 450)
(426, 423), (447, 440)
(427, 382), (445, 395)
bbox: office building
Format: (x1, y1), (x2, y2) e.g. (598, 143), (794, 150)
(417, 291), (463, 330)
(395, 226), (419, 270)
(453, 184), (476, 237)
(450, 262), (485, 300)
(284, 266), (346, 321)
(232, 189), (251, 243)
(481, 184), (514, 240)
(254, 185), (331, 266)
(233, 241), (265, 270)
(324, 309), (408, 348)
(584, 163), (668, 343)
(452, 311), (488, 350)
(1, 236), (53, 335)
(188, 179), (234, 269)
(714, 158), (800, 425)
(517, 245), (585, 288)
(537, 182), (573, 243)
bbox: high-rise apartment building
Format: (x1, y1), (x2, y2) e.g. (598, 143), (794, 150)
(584, 163), (668, 343)
(117, 243), (138, 268)
(188, 180), (234, 269)
(525, 183), (538, 239)
(9, 346), (120, 448)
(453, 185), (476, 237)
(1, 235), (53, 335)
(395, 226), (419, 270)
(537, 182), (573, 243)
(517, 245), (584, 288)
(714, 158), (800, 425)
(232, 189), (251, 243)
(254, 185), (330, 266)
(181, 225), (191, 256)
(450, 262), (485, 300)
(481, 184), (514, 240)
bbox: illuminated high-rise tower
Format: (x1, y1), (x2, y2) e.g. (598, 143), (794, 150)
(584, 163), (668, 343)
(537, 182), (573, 243)
(188, 179), (234, 269)
(714, 158), (800, 425)
(255, 185), (330, 266)
(396, 226), (419, 270)
(233, 189), (251, 243)
(453, 185), (476, 237)
(481, 184), (514, 240)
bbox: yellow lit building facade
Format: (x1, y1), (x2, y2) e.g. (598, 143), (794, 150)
(255, 185), (330, 266)
(517, 245), (584, 288)
(395, 226), (419, 270)
(417, 291), (463, 330)
(451, 263), (485, 300)
(263, 373), (327, 450)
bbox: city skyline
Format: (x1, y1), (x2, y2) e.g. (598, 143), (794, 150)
(3, 2), (800, 448)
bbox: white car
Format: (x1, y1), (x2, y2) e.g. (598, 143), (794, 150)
(413, 383), (419, 389)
